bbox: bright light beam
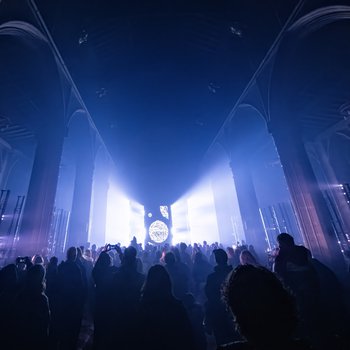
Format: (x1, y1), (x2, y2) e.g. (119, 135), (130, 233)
(106, 185), (131, 246)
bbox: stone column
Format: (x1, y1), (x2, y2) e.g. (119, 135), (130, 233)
(19, 127), (65, 255)
(313, 141), (350, 238)
(66, 151), (94, 248)
(229, 159), (268, 258)
(270, 121), (344, 269)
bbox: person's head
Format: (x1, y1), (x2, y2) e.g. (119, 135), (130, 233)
(91, 244), (97, 251)
(180, 242), (187, 252)
(213, 248), (228, 266)
(15, 257), (28, 271)
(277, 233), (295, 250)
(248, 245), (256, 253)
(26, 264), (46, 294)
(49, 256), (58, 266)
(164, 251), (176, 266)
(223, 265), (297, 346)
(96, 251), (112, 268)
(172, 247), (181, 262)
(142, 264), (172, 301)
(194, 251), (204, 264)
(31, 254), (44, 265)
(85, 249), (91, 258)
(77, 247), (83, 259)
(239, 250), (258, 266)
(227, 247), (234, 257)
(67, 247), (77, 262)
(123, 246), (137, 265)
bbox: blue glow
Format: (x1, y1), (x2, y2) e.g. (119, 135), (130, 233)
(172, 175), (220, 244)
(187, 176), (220, 243)
(105, 185), (145, 246)
(172, 161), (245, 245)
(130, 201), (146, 245)
(106, 185), (131, 246)
(171, 198), (190, 245)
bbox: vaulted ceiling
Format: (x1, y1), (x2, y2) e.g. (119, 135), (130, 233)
(1, 0), (349, 204)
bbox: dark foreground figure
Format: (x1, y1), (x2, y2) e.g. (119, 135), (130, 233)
(219, 265), (312, 350)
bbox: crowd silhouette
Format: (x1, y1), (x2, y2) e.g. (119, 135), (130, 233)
(0, 233), (349, 350)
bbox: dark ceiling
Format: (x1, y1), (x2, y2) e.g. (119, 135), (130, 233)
(30, 0), (291, 205)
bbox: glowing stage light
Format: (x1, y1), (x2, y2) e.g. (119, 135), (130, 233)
(171, 198), (190, 245)
(105, 185), (145, 246)
(172, 175), (220, 244)
(130, 201), (146, 244)
(186, 176), (220, 244)
(172, 160), (245, 246)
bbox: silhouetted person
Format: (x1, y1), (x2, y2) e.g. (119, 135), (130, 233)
(56, 247), (86, 350)
(192, 251), (212, 301)
(0, 264), (18, 349)
(138, 265), (195, 350)
(226, 247), (237, 268)
(205, 249), (237, 346)
(273, 233), (320, 344)
(309, 255), (349, 349)
(219, 265), (311, 350)
(32, 253), (45, 265)
(46, 256), (60, 348)
(13, 264), (50, 350)
(183, 293), (207, 350)
(164, 251), (189, 300)
(76, 247), (89, 294)
(239, 250), (258, 266)
(92, 251), (117, 349)
(91, 244), (97, 262)
(180, 242), (193, 269)
(15, 256), (32, 287)
(110, 246), (145, 349)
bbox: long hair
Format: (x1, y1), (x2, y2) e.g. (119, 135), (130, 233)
(141, 264), (173, 302)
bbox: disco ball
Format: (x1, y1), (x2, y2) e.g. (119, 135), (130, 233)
(149, 220), (169, 243)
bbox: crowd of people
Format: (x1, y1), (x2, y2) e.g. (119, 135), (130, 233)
(0, 233), (349, 350)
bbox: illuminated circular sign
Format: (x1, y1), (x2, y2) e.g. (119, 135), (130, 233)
(149, 220), (169, 243)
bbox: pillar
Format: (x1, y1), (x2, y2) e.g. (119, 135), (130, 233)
(270, 121), (344, 270)
(19, 127), (65, 255)
(313, 141), (350, 238)
(229, 159), (268, 258)
(67, 152), (94, 248)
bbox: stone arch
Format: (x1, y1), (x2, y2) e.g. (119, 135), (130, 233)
(265, 6), (350, 267)
(0, 21), (65, 130)
(0, 21), (69, 255)
(269, 6), (350, 126)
